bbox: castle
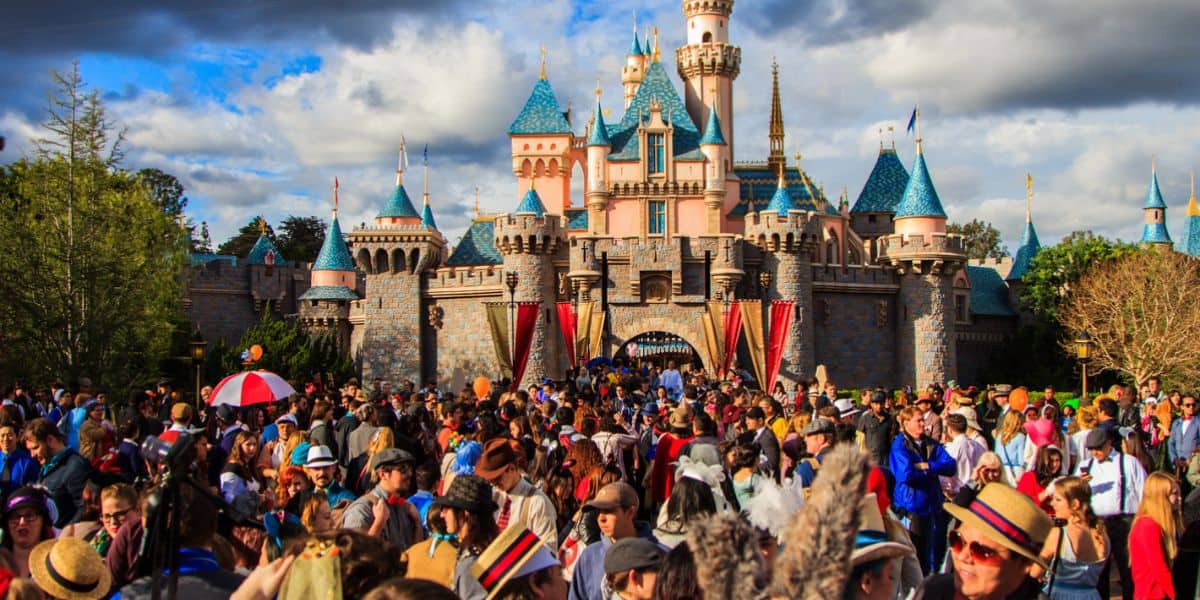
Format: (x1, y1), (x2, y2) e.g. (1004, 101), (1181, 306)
(187, 0), (1200, 392)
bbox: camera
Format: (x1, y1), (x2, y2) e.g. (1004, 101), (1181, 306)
(141, 432), (196, 472)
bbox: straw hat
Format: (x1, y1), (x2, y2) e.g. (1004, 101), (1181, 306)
(29, 537), (111, 600)
(471, 527), (559, 599)
(943, 483), (1053, 568)
(851, 494), (914, 566)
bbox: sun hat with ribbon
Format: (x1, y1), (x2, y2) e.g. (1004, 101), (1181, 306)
(943, 482), (1053, 568)
(29, 537), (112, 600)
(470, 527), (560, 599)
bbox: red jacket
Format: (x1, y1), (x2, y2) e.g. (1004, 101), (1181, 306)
(1130, 515), (1175, 600)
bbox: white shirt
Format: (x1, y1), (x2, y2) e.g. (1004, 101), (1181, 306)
(1075, 450), (1146, 517)
(941, 434), (986, 495)
(494, 478), (558, 549)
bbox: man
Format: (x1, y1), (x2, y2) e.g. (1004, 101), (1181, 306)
(341, 447), (423, 551)
(304, 445), (357, 507)
(915, 393), (941, 443)
(744, 406), (780, 482)
(476, 438), (558, 548)
(1168, 394), (1199, 477)
(24, 418), (92, 527)
(346, 404), (379, 460)
(1113, 385), (1139, 429)
(308, 400), (337, 460)
(890, 406), (956, 574)
(603, 538), (666, 600)
(1145, 376), (1166, 403)
(334, 399), (360, 468)
(978, 384), (1010, 443)
(1075, 428), (1145, 600)
(77, 398), (110, 461)
(568, 482), (657, 600)
(1096, 397), (1120, 442)
(913, 483), (1053, 599)
(858, 391), (894, 468)
(794, 418), (835, 495)
(939, 413), (984, 498)
(659, 360), (683, 400)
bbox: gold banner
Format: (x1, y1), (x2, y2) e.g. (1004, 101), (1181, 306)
(485, 302), (513, 379)
(701, 303), (723, 375)
(575, 301), (594, 363)
(588, 311), (606, 363)
(739, 300), (766, 386)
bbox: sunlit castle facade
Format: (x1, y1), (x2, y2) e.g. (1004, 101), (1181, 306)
(294, 0), (1039, 390)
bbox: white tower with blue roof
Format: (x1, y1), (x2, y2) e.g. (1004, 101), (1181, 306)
(1140, 162), (1173, 250)
(299, 180), (359, 349)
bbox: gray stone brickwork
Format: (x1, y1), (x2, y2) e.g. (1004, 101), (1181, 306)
(186, 261), (308, 348)
(897, 272), (956, 387)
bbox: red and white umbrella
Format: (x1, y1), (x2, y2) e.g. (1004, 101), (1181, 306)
(208, 370), (297, 408)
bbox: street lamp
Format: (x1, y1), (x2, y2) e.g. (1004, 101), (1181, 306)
(505, 271), (519, 385)
(189, 331), (207, 410)
(1075, 331), (1093, 399)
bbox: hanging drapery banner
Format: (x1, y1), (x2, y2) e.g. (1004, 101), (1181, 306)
(556, 302), (577, 368)
(701, 302), (723, 376)
(511, 302), (540, 390)
(484, 302), (513, 379)
(575, 301), (594, 364)
(588, 311), (606, 364)
(722, 301), (744, 379)
(765, 300), (795, 393)
(739, 300), (766, 387)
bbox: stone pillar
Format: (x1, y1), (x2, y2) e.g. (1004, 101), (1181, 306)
(496, 214), (566, 388)
(767, 249), (815, 388)
(897, 271), (956, 387)
(359, 266), (423, 384)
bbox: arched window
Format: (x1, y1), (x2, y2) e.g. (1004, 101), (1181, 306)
(702, 31), (712, 43)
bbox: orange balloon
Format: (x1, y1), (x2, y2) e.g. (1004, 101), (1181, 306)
(1009, 387), (1029, 413)
(250, 344), (264, 361)
(473, 376), (490, 399)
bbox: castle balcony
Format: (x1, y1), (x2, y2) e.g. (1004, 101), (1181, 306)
(493, 213), (565, 255)
(878, 232), (966, 275)
(675, 44), (741, 79)
(743, 209), (820, 253)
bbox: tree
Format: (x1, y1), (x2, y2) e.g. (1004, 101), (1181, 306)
(0, 63), (187, 388)
(217, 217), (275, 258)
(195, 221), (214, 254)
(219, 305), (353, 384)
(1019, 231), (1138, 323)
(947, 219), (1008, 260)
(276, 215), (327, 263)
(137, 167), (187, 217)
(1060, 250), (1200, 387)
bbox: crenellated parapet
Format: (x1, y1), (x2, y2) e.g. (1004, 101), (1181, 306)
(743, 209), (821, 253)
(493, 214), (566, 256)
(877, 232), (966, 275)
(675, 44), (741, 80)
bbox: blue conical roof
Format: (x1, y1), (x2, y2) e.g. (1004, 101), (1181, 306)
(378, 184), (420, 219)
(312, 215), (354, 271)
(1144, 170), (1168, 209)
(764, 180), (797, 213)
(420, 200), (438, 229)
(644, 35), (652, 56)
(509, 78), (573, 135)
(699, 103), (726, 146)
(1141, 223), (1172, 244)
(629, 33), (642, 55)
(894, 152), (948, 219)
(851, 148), (909, 213)
(514, 187), (547, 217)
(587, 99), (612, 147)
(245, 235), (284, 265)
(1006, 220), (1041, 281)
(1183, 195), (1200, 257)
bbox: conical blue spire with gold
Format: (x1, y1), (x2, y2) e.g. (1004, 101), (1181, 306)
(894, 149), (947, 219)
(587, 93), (611, 147)
(629, 30), (643, 55)
(379, 143), (420, 219)
(313, 213), (353, 271)
(765, 173), (797, 213)
(514, 180), (548, 217)
(509, 53), (572, 135)
(699, 102), (726, 146)
(1007, 175), (1041, 281)
(1182, 173), (1200, 257)
(420, 198), (437, 230)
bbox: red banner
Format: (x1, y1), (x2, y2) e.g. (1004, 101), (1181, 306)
(766, 300), (795, 392)
(556, 302), (577, 368)
(511, 302), (541, 390)
(722, 302), (743, 378)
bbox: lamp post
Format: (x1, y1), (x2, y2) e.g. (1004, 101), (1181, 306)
(505, 271), (519, 385)
(189, 331), (207, 411)
(1075, 331), (1093, 399)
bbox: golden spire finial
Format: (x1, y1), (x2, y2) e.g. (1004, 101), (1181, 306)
(1188, 171), (1200, 217)
(878, 127), (883, 150)
(474, 186), (481, 218)
(1025, 173), (1033, 223)
(539, 45), (547, 80)
(1192, 171), (1195, 199)
(529, 174), (536, 191)
(396, 135), (407, 186)
(914, 104), (923, 154)
(333, 177), (340, 218)
(258, 216), (267, 236)
(595, 79), (602, 101)
(888, 125), (895, 149)
(652, 27), (660, 62)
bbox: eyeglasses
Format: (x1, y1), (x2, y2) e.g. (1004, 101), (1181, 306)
(1184, 403), (1196, 408)
(948, 529), (1006, 566)
(101, 508), (132, 523)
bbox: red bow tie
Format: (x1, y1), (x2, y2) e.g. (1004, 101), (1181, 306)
(387, 494), (406, 507)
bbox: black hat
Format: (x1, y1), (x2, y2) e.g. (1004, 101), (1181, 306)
(433, 475), (499, 514)
(603, 538), (666, 574)
(369, 448), (415, 471)
(870, 391), (887, 404)
(1085, 428), (1111, 450)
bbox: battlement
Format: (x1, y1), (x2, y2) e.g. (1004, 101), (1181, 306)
(743, 209), (820, 252)
(812, 264), (897, 287)
(968, 256), (1014, 268)
(426, 266), (507, 293)
(675, 44), (741, 79)
(494, 213), (566, 255)
(682, 0), (734, 17)
(878, 232), (966, 256)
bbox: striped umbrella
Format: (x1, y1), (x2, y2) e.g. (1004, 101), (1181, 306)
(208, 370), (297, 408)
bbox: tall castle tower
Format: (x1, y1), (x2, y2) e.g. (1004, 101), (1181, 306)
(1139, 162), (1173, 250)
(494, 182), (566, 387)
(621, 25), (650, 109)
(298, 181), (358, 349)
(743, 174), (819, 387)
(676, 0), (740, 161)
(350, 144), (445, 384)
(878, 123), (965, 386)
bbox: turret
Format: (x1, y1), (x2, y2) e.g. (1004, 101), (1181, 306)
(1007, 174), (1041, 281)
(299, 179), (357, 349)
(621, 22), (647, 109)
(676, 0), (740, 160)
(377, 140), (421, 227)
(877, 112), (965, 387)
(1140, 162), (1173, 249)
(699, 101), (727, 233)
(1183, 172), (1200, 257)
(586, 86), (612, 235)
(509, 50), (574, 213)
(850, 136), (909, 259)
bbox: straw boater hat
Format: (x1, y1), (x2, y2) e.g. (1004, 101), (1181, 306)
(851, 494), (914, 566)
(943, 482), (1053, 569)
(471, 527), (560, 599)
(29, 537), (111, 600)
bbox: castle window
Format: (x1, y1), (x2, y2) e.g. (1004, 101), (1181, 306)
(702, 31), (712, 43)
(648, 200), (666, 235)
(868, 214), (877, 223)
(648, 134), (665, 175)
(955, 294), (969, 323)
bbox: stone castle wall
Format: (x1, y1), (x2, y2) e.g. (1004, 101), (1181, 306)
(187, 262), (308, 348)
(813, 291), (897, 388)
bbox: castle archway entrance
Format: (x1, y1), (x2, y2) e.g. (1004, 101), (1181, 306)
(612, 331), (701, 371)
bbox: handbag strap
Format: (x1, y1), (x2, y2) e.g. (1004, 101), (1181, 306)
(1047, 526), (1065, 596)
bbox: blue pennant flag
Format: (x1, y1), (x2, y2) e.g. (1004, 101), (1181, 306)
(423, 144), (429, 164)
(906, 107), (917, 134)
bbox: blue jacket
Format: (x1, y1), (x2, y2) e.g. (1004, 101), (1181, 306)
(889, 433), (956, 517)
(1169, 417), (1200, 463)
(568, 521), (658, 600)
(0, 449), (38, 496)
(38, 447), (94, 527)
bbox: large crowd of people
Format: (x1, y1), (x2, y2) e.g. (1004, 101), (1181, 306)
(0, 365), (1196, 599)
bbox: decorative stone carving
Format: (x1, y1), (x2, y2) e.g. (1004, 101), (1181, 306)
(427, 305), (445, 330)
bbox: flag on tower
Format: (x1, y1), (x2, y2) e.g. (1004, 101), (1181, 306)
(423, 144), (429, 164)
(906, 106), (918, 134)
(334, 177), (339, 211)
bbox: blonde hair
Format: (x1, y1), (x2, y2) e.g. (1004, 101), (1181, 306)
(1133, 472), (1183, 563)
(999, 409), (1025, 445)
(1075, 406), (1099, 429)
(281, 431), (307, 468)
(101, 483), (138, 507)
(300, 490), (330, 532)
(787, 413), (812, 436)
(366, 428), (396, 484)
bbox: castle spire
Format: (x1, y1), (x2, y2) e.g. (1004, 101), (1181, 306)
(652, 27), (660, 62)
(1183, 171), (1200, 256)
(539, 45), (547, 80)
(1009, 173), (1042, 281)
(474, 186), (481, 218)
(1025, 172), (1033, 223)
(768, 59), (786, 177)
(629, 14), (642, 55)
(396, 136), (407, 186)
(333, 177), (340, 219)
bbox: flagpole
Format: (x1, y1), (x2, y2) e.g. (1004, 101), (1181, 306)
(396, 136), (406, 186)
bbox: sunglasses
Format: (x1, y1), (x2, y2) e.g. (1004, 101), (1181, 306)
(1184, 403), (1196, 408)
(948, 529), (1006, 566)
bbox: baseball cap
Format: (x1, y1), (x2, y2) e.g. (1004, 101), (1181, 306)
(583, 482), (639, 511)
(603, 538), (666, 574)
(275, 414), (298, 427)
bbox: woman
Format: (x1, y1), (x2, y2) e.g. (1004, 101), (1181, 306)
(651, 542), (702, 600)
(1129, 472), (1183, 600)
(771, 381), (789, 408)
(0, 487), (57, 577)
(90, 483), (139, 558)
(1031, 476), (1107, 599)
(728, 442), (763, 511)
(1017, 445), (1063, 515)
(437, 475), (500, 600)
(348, 428), (395, 496)
(276, 466), (311, 511)
(1070, 407), (1098, 470)
(287, 489), (333, 534)
(591, 416), (637, 480)
(995, 409), (1027, 485)
(0, 421), (37, 496)
(780, 412), (812, 475)
(1025, 404), (1070, 474)
(566, 439), (605, 505)
(653, 476), (717, 549)
(221, 431), (264, 518)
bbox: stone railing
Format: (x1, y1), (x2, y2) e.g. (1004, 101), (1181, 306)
(878, 232), (965, 255)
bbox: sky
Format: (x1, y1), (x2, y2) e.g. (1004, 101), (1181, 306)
(2, 0), (1199, 257)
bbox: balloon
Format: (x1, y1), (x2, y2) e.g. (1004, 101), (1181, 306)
(473, 376), (490, 399)
(1009, 387), (1030, 413)
(250, 344), (264, 361)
